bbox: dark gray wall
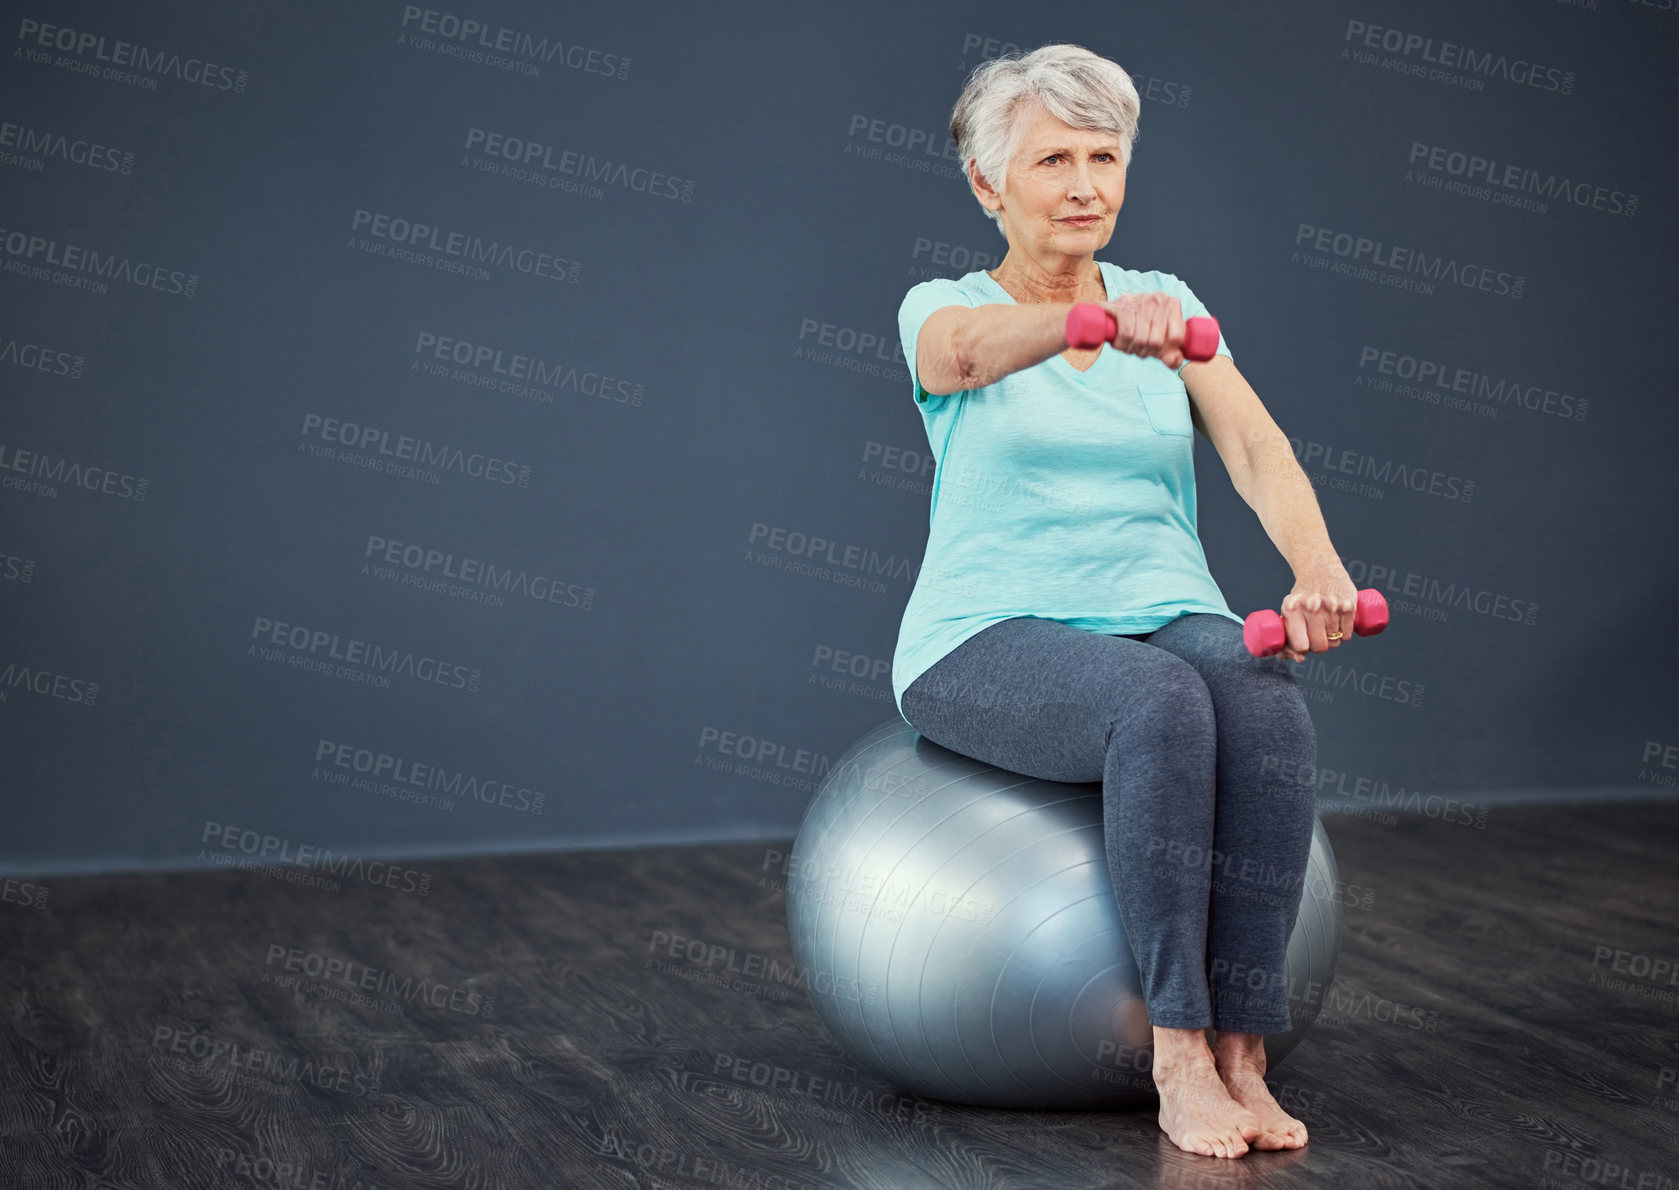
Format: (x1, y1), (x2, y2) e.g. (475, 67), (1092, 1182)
(3, 0), (1676, 874)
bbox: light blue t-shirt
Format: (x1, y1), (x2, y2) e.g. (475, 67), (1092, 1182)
(892, 262), (1245, 723)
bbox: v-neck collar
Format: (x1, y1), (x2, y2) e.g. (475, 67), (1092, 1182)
(975, 263), (1114, 381)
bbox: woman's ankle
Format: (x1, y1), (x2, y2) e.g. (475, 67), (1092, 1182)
(1209, 1029), (1268, 1073)
(1151, 1025), (1216, 1076)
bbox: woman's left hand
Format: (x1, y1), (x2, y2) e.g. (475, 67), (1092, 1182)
(1275, 563), (1360, 662)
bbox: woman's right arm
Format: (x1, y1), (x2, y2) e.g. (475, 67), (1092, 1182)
(915, 293), (1191, 396)
(915, 303), (1077, 396)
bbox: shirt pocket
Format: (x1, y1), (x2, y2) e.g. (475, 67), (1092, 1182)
(1136, 381), (1194, 438)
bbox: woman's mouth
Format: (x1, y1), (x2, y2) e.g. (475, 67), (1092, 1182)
(1061, 216), (1101, 227)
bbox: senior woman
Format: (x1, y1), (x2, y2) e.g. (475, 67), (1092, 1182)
(891, 44), (1358, 1160)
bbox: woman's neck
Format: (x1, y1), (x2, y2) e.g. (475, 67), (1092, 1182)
(988, 251), (1106, 305)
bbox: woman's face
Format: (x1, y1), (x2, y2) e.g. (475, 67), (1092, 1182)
(976, 103), (1126, 261)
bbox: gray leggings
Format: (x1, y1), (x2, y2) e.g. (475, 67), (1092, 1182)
(900, 613), (1318, 1033)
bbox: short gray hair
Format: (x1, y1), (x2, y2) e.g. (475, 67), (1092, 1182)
(950, 43), (1141, 237)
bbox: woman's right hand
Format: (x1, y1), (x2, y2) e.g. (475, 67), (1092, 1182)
(1098, 292), (1188, 370)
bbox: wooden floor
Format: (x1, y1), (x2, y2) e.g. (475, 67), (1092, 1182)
(2, 800), (1677, 1190)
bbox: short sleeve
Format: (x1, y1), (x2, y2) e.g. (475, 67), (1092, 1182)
(898, 279), (976, 408)
(1158, 272), (1234, 377)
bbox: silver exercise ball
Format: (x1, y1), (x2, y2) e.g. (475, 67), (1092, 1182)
(786, 718), (1343, 1109)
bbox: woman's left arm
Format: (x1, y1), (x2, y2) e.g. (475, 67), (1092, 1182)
(1182, 355), (1359, 662)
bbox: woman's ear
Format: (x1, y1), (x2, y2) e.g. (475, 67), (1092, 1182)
(969, 159), (1003, 212)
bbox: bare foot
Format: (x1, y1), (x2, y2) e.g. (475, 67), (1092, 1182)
(1153, 1053), (1263, 1158)
(1211, 1034), (1309, 1151)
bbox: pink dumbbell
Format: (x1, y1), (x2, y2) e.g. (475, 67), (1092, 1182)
(1243, 589), (1390, 658)
(1065, 302), (1220, 361)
